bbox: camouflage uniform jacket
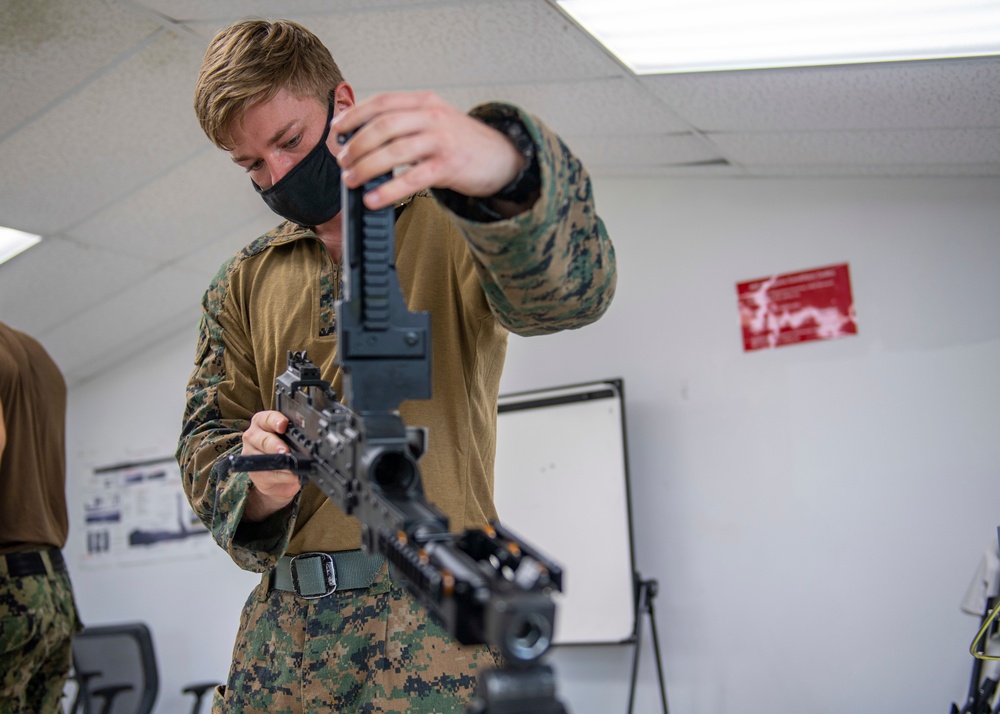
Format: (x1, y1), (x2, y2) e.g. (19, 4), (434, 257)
(176, 103), (616, 573)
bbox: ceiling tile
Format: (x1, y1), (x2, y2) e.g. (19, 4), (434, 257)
(437, 77), (692, 137)
(0, 0), (159, 137)
(568, 132), (724, 170)
(642, 57), (1000, 132)
(134, 0), (409, 23)
(0, 31), (207, 235)
(173, 213), (287, 289)
(0, 236), (157, 335)
(746, 163), (1000, 178)
(39, 265), (208, 385)
(182, 0), (622, 91)
(711, 128), (1000, 167)
(71, 148), (271, 263)
(592, 163), (744, 179)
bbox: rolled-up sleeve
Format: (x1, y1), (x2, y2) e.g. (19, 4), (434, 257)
(437, 102), (617, 336)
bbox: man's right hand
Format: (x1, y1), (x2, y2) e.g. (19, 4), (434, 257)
(240, 410), (302, 521)
(332, 90), (527, 211)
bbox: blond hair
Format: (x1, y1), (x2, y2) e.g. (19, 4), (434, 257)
(194, 19), (344, 149)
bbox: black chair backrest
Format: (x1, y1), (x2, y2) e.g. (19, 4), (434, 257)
(72, 622), (159, 714)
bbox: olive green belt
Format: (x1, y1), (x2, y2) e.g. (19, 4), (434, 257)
(269, 550), (384, 599)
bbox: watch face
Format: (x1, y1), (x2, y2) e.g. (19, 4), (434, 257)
(502, 119), (534, 160)
(492, 118), (540, 203)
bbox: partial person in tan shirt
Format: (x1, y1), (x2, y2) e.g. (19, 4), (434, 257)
(0, 322), (81, 713)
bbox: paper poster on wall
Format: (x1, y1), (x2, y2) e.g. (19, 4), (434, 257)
(80, 456), (212, 568)
(737, 262), (857, 352)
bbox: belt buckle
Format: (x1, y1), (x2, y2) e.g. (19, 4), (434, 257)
(290, 552), (337, 599)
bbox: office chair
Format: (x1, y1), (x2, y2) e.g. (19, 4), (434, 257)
(70, 621), (221, 714)
(71, 622), (158, 714)
(181, 681), (220, 714)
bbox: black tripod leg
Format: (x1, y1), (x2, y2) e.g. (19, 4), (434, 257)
(645, 581), (670, 714)
(626, 580), (645, 714)
(627, 578), (669, 714)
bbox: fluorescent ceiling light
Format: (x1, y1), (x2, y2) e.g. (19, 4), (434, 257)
(556, 0), (1000, 74)
(0, 226), (41, 266)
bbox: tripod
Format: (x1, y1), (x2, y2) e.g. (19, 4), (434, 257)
(627, 574), (669, 714)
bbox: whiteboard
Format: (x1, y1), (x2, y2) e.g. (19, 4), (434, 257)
(493, 379), (636, 645)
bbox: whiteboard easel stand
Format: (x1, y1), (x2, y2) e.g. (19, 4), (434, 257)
(627, 574), (669, 714)
(494, 378), (663, 710)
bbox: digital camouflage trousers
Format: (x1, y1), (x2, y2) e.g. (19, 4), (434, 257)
(213, 564), (498, 713)
(0, 570), (80, 714)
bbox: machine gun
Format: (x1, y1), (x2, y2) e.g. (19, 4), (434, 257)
(224, 153), (569, 713)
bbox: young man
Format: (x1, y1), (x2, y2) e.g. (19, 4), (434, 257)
(0, 322), (81, 713)
(178, 18), (616, 713)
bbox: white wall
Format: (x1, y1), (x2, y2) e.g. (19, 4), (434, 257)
(63, 176), (1000, 714)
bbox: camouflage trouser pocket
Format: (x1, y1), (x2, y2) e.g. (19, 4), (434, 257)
(0, 571), (80, 713)
(0, 587), (39, 654)
(219, 564), (498, 713)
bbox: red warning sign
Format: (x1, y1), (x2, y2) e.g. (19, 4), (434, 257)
(737, 263), (857, 352)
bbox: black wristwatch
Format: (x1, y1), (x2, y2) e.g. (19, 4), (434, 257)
(489, 116), (541, 204)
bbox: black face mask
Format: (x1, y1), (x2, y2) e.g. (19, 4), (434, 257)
(253, 103), (341, 227)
